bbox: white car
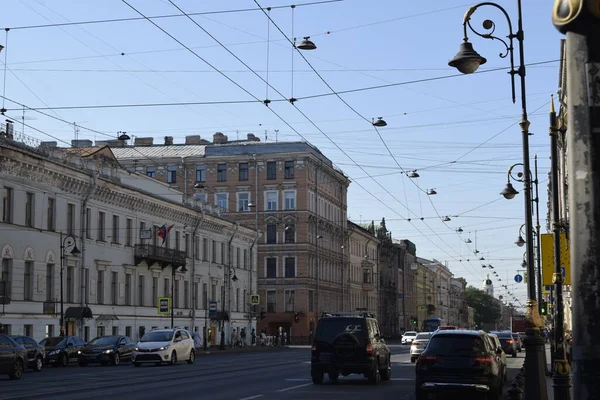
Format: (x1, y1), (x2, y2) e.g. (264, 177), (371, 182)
(410, 332), (433, 362)
(401, 331), (418, 345)
(132, 329), (195, 367)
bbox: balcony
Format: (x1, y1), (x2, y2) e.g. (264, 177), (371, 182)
(134, 244), (186, 268)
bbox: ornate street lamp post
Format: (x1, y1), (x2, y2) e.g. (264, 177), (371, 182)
(448, 2), (547, 399)
(59, 233), (80, 337)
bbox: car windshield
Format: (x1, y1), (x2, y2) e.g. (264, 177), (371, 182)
(416, 333), (432, 340)
(492, 332), (513, 339)
(140, 331), (173, 342)
(316, 319), (365, 344)
(88, 336), (119, 346)
(40, 337), (66, 347)
(404, 332), (417, 336)
(426, 335), (487, 356)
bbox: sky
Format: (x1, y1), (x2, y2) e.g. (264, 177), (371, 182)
(0, 1), (565, 308)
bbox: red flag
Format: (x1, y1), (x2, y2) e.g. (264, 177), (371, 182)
(157, 224), (174, 244)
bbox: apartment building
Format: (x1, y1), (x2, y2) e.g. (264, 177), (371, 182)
(111, 133), (350, 338)
(346, 222), (379, 315)
(0, 132), (256, 344)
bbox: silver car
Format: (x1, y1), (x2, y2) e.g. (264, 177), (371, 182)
(410, 332), (433, 363)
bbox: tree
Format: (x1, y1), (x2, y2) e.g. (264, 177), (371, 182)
(465, 286), (501, 329)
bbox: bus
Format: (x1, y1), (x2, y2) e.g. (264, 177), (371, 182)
(422, 317), (445, 332)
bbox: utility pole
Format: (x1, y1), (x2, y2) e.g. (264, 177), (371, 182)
(552, 1), (600, 398)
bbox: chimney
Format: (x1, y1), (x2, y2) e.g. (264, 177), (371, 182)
(106, 140), (125, 148)
(247, 133), (261, 142)
(185, 135), (201, 145)
(212, 132), (228, 144)
(71, 139), (93, 148)
(40, 141), (57, 148)
(134, 137), (154, 146)
(164, 136), (174, 145)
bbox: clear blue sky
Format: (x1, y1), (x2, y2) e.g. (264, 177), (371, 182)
(0, 1), (564, 307)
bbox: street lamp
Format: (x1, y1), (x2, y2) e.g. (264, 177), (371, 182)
(449, 2), (548, 399)
(219, 266), (238, 350)
(60, 233), (80, 337)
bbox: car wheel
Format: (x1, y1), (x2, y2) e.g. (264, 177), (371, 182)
(311, 369), (324, 384)
(411, 357), (416, 363)
(113, 353), (120, 366)
(170, 351), (177, 365)
(33, 356), (43, 372)
(512, 352), (517, 358)
(380, 357), (392, 381)
(9, 360), (24, 380)
(328, 370), (339, 382)
(187, 349), (195, 364)
(133, 362), (141, 367)
(415, 388), (427, 400)
(78, 361), (87, 367)
(368, 364), (380, 385)
(487, 386), (500, 400)
(60, 353), (69, 367)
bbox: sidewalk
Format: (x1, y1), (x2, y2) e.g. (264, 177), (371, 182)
(197, 345), (291, 356)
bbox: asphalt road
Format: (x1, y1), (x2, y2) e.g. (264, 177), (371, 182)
(0, 344), (526, 400)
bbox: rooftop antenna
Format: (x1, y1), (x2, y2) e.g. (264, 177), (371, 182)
(275, 129), (279, 142)
(265, 129), (268, 142)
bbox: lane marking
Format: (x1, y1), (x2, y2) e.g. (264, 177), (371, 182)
(238, 395), (264, 400)
(277, 383), (313, 392)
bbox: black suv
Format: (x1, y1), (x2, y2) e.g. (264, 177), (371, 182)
(310, 312), (391, 384)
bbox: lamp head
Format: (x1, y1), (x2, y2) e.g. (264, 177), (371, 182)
(232, 273), (239, 282)
(296, 36), (316, 50)
(500, 182), (519, 199)
(515, 235), (526, 247)
(448, 41), (487, 74)
(70, 245), (81, 256)
(194, 183), (204, 189)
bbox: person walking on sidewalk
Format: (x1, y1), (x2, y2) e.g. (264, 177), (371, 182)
(192, 327), (201, 351)
(240, 328), (247, 347)
(251, 329), (256, 347)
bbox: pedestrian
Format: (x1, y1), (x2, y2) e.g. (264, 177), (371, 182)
(192, 327), (201, 350)
(240, 328), (247, 347)
(260, 329), (266, 347)
(251, 328), (256, 347)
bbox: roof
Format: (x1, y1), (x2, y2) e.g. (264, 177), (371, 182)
(432, 330), (483, 337)
(111, 145), (206, 160)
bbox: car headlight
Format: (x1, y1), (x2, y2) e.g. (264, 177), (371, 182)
(49, 350), (60, 355)
(104, 349), (114, 354)
(159, 345), (170, 351)
(134, 347), (139, 351)
(77, 351), (82, 355)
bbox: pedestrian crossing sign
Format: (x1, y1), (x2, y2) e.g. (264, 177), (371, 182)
(250, 294), (260, 305)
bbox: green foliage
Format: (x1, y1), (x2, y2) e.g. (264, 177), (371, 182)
(465, 286), (502, 328)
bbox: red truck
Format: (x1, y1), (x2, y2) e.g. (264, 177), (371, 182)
(512, 316), (526, 333)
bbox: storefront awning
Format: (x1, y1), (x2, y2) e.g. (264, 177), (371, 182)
(64, 306), (93, 320)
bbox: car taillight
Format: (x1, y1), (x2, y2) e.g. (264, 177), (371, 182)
(419, 355), (438, 362)
(475, 356), (494, 364)
(311, 345), (317, 353)
(366, 344), (374, 355)
(507, 340), (514, 344)
(412, 341), (418, 345)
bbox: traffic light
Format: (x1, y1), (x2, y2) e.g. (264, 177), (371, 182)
(294, 312), (300, 323)
(411, 316), (418, 325)
(260, 310), (266, 320)
(541, 300), (547, 315)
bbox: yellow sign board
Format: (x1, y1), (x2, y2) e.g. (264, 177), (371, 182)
(541, 233), (571, 286)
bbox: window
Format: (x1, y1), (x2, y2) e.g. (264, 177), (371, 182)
(211, 283), (217, 302)
(266, 191), (278, 211)
(215, 193), (228, 210)
(167, 165), (177, 183)
(363, 269), (372, 284)
(266, 258), (276, 278)
(126, 218), (133, 246)
(174, 279), (180, 308)
(25, 192), (34, 227)
(184, 281), (190, 309)
(97, 270), (104, 304)
(285, 224), (295, 243)
(194, 235), (200, 260)
(195, 165), (206, 182)
(125, 326), (132, 339)
(125, 274), (132, 306)
(284, 257), (295, 278)
(83, 268), (89, 304)
(284, 160), (295, 179)
(194, 282), (199, 309)
(284, 191), (296, 210)
(236, 248), (240, 268)
(46, 264), (54, 301)
(67, 266), (75, 303)
(243, 249), (248, 269)
(24, 261), (33, 300)
(164, 278), (170, 297)
(112, 326), (119, 336)
(285, 290), (295, 312)
(266, 290), (276, 313)
(236, 287), (240, 311)
(24, 325), (33, 338)
(211, 240), (216, 262)
(308, 290), (314, 312)
(267, 161), (276, 180)
(152, 277), (158, 307)
(146, 166), (156, 178)
(195, 193), (207, 202)
(2, 187), (13, 223)
(175, 231), (181, 250)
(237, 192), (249, 212)
(221, 243), (225, 264)
(217, 163), (227, 182)
(112, 215), (120, 243)
(85, 208), (91, 239)
(203, 238), (208, 261)
(47, 198), (56, 231)
(203, 283), (208, 308)
(239, 162), (249, 181)
(98, 211), (106, 241)
(67, 203), (76, 235)
(266, 224), (277, 244)
(111, 271), (118, 305)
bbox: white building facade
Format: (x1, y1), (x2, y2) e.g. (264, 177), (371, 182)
(0, 139), (257, 344)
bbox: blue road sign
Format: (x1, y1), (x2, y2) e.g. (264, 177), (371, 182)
(209, 301), (217, 316)
(514, 274), (523, 283)
(546, 285), (552, 291)
(561, 267), (566, 277)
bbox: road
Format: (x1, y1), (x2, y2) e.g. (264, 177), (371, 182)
(0, 344), (525, 400)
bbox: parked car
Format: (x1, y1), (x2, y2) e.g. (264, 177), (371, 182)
(310, 312), (391, 384)
(491, 331), (518, 357)
(487, 333), (508, 383)
(39, 336), (86, 367)
(512, 333), (522, 352)
(0, 334), (27, 380)
(410, 332), (433, 363)
(415, 330), (504, 400)
(10, 335), (44, 372)
(438, 325), (458, 331)
(78, 335), (136, 366)
(132, 329), (195, 367)
(401, 331), (418, 345)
